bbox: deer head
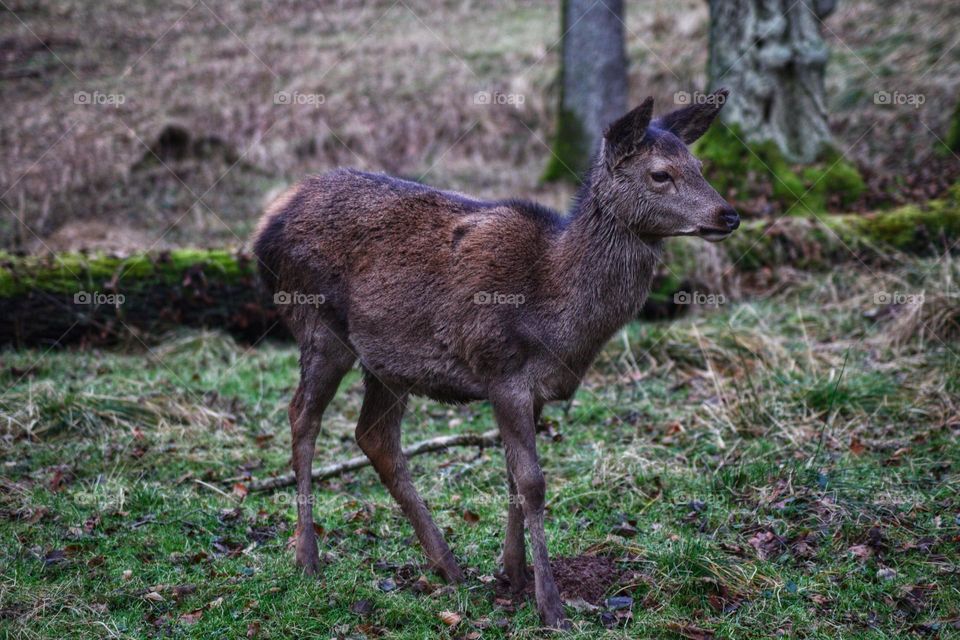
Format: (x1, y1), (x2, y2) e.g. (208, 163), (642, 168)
(597, 88), (739, 242)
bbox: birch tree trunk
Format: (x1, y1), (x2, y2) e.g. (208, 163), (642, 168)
(544, 0), (628, 182)
(707, 0), (836, 162)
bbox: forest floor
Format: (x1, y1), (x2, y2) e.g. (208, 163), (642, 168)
(2, 256), (958, 639)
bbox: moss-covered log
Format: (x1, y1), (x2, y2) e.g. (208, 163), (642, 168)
(694, 123), (866, 215)
(1, 196), (957, 347)
(0, 249), (281, 348)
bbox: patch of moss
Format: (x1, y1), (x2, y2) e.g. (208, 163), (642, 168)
(542, 107), (589, 184)
(844, 184), (960, 249)
(943, 96), (960, 154)
(645, 270), (685, 304)
(0, 249), (255, 298)
(690, 185), (960, 272)
(694, 123), (866, 214)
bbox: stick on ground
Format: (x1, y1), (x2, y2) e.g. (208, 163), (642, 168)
(247, 429), (501, 492)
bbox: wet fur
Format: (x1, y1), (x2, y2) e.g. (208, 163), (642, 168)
(254, 167), (661, 404)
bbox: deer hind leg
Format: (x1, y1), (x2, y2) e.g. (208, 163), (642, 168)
(354, 373), (464, 583)
(291, 332), (355, 575)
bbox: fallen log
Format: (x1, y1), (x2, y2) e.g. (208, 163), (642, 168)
(1, 198), (957, 347)
(247, 429), (502, 492)
(0, 248), (281, 347)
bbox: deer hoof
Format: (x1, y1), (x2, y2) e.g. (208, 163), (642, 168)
(296, 556), (321, 576)
(438, 562), (465, 584)
(539, 599), (569, 631)
(507, 566), (532, 594)
(295, 545), (321, 576)
(541, 610), (570, 631)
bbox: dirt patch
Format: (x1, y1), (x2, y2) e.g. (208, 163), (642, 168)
(494, 555), (622, 606)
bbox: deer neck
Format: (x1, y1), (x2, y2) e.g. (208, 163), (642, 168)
(550, 177), (663, 334)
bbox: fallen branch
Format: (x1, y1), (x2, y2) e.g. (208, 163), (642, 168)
(248, 429), (501, 492)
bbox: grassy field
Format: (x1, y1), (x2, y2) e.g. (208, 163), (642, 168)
(2, 257), (958, 638)
(3, 0), (960, 637)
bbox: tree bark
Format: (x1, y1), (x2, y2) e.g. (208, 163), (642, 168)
(544, 0), (628, 182)
(707, 0), (834, 162)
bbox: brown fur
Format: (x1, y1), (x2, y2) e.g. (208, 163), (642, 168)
(252, 91), (736, 628)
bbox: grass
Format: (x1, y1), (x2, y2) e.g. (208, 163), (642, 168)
(1, 258), (959, 638)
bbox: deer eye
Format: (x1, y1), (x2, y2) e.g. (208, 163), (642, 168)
(651, 171), (671, 183)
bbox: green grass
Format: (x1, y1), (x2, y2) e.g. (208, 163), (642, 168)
(2, 262), (959, 638)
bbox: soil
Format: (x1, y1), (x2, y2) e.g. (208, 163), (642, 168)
(494, 555), (622, 606)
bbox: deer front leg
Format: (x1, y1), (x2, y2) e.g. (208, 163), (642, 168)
(491, 385), (568, 630)
(502, 468), (530, 593)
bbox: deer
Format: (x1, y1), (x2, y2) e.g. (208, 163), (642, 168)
(252, 89), (737, 629)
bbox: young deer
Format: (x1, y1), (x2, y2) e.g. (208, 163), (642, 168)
(253, 90), (737, 629)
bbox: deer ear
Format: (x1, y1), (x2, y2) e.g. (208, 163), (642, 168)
(655, 88), (729, 145)
(603, 97), (654, 167)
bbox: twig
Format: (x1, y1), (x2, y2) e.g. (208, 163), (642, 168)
(195, 478), (238, 501)
(247, 429), (501, 492)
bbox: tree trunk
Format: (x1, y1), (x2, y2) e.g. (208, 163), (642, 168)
(544, 0), (628, 182)
(707, 0), (835, 162)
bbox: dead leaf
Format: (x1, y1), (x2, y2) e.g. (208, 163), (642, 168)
(438, 610), (461, 627)
(350, 599), (374, 616)
(144, 592), (164, 602)
(180, 609), (203, 625)
(565, 597), (600, 612)
(849, 437), (866, 455)
(172, 584), (197, 600)
(232, 483), (249, 499)
(411, 575), (436, 595)
(463, 510), (480, 524)
(848, 544), (873, 560)
(748, 529), (785, 560)
(43, 549), (68, 567)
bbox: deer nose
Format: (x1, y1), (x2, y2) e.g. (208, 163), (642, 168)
(721, 206), (740, 231)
